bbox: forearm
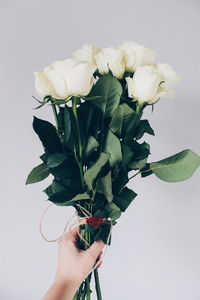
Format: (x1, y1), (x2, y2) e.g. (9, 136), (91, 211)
(43, 281), (79, 300)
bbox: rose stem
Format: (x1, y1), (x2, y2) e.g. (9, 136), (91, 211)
(94, 269), (102, 300)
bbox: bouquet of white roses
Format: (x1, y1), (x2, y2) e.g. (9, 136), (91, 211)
(26, 42), (200, 300)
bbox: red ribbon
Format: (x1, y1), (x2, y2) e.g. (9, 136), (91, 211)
(86, 216), (105, 227)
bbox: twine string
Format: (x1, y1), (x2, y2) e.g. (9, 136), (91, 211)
(39, 202), (113, 276)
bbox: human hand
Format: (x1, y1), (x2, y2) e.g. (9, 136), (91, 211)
(42, 226), (105, 299)
(54, 226), (105, 288)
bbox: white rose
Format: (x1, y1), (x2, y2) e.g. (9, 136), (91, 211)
(126, 64), (180, 104)
(73, 44), (100, 66)
(126, 65), (162, 103)
(34, 59), (96, 99)
(157, 63), (180, 97)
(120, 41), (156, 72)
(95, 47), (125, 79)
(34, 72), (59, 99)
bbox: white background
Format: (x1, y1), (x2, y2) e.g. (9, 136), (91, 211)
(0, 0), (200, 299)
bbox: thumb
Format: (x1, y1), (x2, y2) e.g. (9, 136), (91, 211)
(86, 239), (106, 261)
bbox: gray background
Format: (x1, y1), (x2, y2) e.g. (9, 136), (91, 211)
(0, 0), (200, 299)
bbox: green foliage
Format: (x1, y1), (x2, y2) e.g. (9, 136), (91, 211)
(29, 73), (200, 252)
(128, 141), (150, 169)
(43, 179), (66, 197)
(112, 166), (129, 194)
(113, 187), (137, 212)
(96, 223), (112, 245)
(84, 152), (110, 191)
(103, 130), (122, 169)
(48, 186), (84, 205)
(33, 116), (62, 154)
(49, 156), (81, 187)
(96, 171), (113, 202)
(84, 136), (99, 159)
(145, 149), (200, 182)
(140, 164), (153, 177)
(109, 103), (136, 137)
(121, 143), (134, 166)
(90, 74), (122, 119)
(94, 202), (121, 220)
(46, 153), (67, 168)
(55, 192), (91, 206)
(135, 119), (155, 140)
(25, 163), (50, 184)
(58, 106), (71, 144)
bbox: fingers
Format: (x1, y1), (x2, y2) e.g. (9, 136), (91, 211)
(86, 239), (106, 261)
(58, 226), (80, 244)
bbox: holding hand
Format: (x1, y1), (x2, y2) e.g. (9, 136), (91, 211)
(43, 227), (105, 300)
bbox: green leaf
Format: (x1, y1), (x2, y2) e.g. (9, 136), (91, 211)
(94, 202), (121, 220)
(104, 130), (122, 169)
(55, 192), (91, 206)
(49, 156), (81, 187)
(48, 187), (83, 205)
(43, 179), (66, 197)
(109, 103), (136, 137)
(25, 163), (50, 184)
(96, 171), (113, 202)
(40, 153), (81, 187)
(128, 141), (151, 170)
(140, 164), (153, 178)
(121, 143), (134, 166)
(83, 96), (102, 101)
(145, 149), (200, 182)
(84, 152), (110, 191)
(77, 102), (101, 148)
(112, 166), (129, 194)
(84, 136), (99, 158)
(33, 116), (62, 154)
(129, 157), (147, 170)
(113, 187), (137, 212)
(129, 141), (150, 161)
(95, 224), (112, 245)
(124, 109), (143, 143)
(33, 96), (50, 109)
(62, 107), (78, 152)
(135, 119), (155, 140)
(90, 74), (122, 118)
(46, 153), (67, 168)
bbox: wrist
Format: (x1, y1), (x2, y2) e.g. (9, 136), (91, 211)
(53, 279), (79, 295)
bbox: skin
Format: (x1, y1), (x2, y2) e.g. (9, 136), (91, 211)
(43, 227), (105, 300)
